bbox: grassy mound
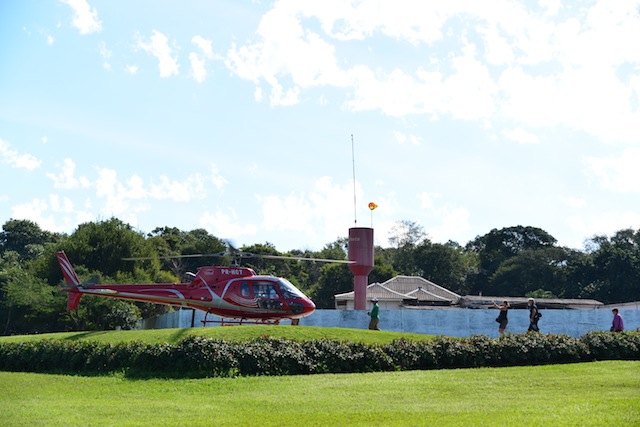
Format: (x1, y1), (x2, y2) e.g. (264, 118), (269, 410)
(0, 325), (434, 345)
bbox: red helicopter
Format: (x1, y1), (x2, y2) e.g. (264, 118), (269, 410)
(56, 249), (351, 325)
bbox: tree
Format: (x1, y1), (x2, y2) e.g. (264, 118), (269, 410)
(64, 218), (150, 278)
(369, 255), (396, 285)
(576, 229), (640, 303)
(388, 220), (427, 248)
(387, 220), (428, 275)
(466, 226), (558, 294)
(309, 263), (353, 309)
(66, 297), (141, 331)
(288, 239), (349, 294)
(0, 219), (61, 260)
(413, 240), (475, 294)
(488, 247), (577, 297)
(0, 251), (66, 335)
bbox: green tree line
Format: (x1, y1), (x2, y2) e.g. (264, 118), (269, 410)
(1, 217), (639, 335)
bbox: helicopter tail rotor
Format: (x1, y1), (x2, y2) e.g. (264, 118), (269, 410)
(56, 251), (84, 310)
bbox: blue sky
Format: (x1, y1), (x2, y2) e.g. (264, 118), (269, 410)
(1, 0), (640, 252)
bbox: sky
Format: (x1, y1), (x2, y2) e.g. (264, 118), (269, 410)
(1, 0), (640, 253)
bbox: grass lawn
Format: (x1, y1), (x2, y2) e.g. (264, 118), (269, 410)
(0, 325), (434, 345)
(1, 361), (638, 426)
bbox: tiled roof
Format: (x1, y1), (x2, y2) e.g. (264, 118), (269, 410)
(335, 282), (412, 301)
(459, 295), (604, 309)
(383, 275), (460, 302)
(335, 275), (460, 303)
(405, 287), (452, 302)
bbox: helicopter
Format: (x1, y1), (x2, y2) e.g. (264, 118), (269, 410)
(56, 248), (352, 325)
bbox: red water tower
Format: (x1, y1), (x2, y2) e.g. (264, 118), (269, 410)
(348, 227), (374, 310)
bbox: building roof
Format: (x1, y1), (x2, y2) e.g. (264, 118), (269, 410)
(459, 295), (604, 309)
(335, 282), (413, 301)
(405, 287), (453, 302)
(381, 275), (461, 302)
(334, 275), (605, 310)
(335, 275), (461, 304)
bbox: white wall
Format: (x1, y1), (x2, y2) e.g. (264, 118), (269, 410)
(143, 308), (639, 338)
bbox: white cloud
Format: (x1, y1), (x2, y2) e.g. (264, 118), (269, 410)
(98, 41), (112, 70)
(584, 148), (640, 193)
(210, 164), (228, 191)
(136, 30), (179, 78)
(559, 195), (587, 209)
(224, 1), (640, 142)
(257, 177), (360, 240)
(188, 52), (207, 83)
(225, 4), (349, 106)
(568, 211), (640, 244)
(393, 131), (422, 146)
(199, 210), (258, 239)
(93, 170), (150, 225)
(46, 158), (91, 189)
(125, 65), (139, 75)
(418, 192), (472, 243)
(11, 195), (93, 233)
(60, 0), (102, 35)
(93, 168), (224, 220)
(188, 36), (215, 83)
(192, 35), (214, 58)
(502, 127), (539, 144)
(0, 138), (41, 170)
(149, 175), (207, 202)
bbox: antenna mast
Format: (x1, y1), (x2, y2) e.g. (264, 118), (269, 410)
(351, 134), (357, 225)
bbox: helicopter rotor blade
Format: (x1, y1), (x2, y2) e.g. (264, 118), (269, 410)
(244, 254), (354, 263)
(123, 253), (353, 263)
(122, 252), (227, 261)
(123, 236), (354, 264)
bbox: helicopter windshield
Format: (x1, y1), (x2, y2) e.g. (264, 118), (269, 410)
(277, 278), (306, 299)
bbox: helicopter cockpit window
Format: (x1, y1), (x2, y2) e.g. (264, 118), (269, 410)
(277, 278), (306, 299)
(240, 282), (251, 298)
(253, 282), (279, 299)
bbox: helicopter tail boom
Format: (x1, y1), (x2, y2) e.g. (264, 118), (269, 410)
(56, 251), (84, 310)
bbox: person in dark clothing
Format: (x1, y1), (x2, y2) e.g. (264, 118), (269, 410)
(527, 298), (540, 332)
(493, 300), (509, 336)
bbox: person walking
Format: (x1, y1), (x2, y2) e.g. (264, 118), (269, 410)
(527, 298), (541, 332)
(368, 298), (380, 330)
(611, 308), (624, 332)
(493, 300), (510, 336)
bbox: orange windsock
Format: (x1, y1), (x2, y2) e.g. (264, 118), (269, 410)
(368, 202), (378, 210)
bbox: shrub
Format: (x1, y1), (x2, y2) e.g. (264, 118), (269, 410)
(581, 331), (640, 361)
(383, 338), (437, 370)
(0, 331), (637, 378)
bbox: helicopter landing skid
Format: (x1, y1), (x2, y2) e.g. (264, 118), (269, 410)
(202, 312), (280, 326)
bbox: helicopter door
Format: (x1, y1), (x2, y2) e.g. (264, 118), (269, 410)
(240, 282), (252, 298)
(252, 281), (283, 310)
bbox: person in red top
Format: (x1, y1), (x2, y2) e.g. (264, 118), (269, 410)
(611, 308), (624, 332)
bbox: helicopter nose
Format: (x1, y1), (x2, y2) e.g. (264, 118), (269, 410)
(288, 299), (315, 315)
(305, 298), (316, 314)
(289, 298), (315, 316)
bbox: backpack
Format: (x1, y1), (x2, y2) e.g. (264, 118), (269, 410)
(531, 305), (542, 321)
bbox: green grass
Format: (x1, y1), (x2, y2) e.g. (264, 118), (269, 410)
(0, 361), (637, 426)
(0, 325), (434, 345)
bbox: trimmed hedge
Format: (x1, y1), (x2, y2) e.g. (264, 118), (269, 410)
(0, 332), (638, 378)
